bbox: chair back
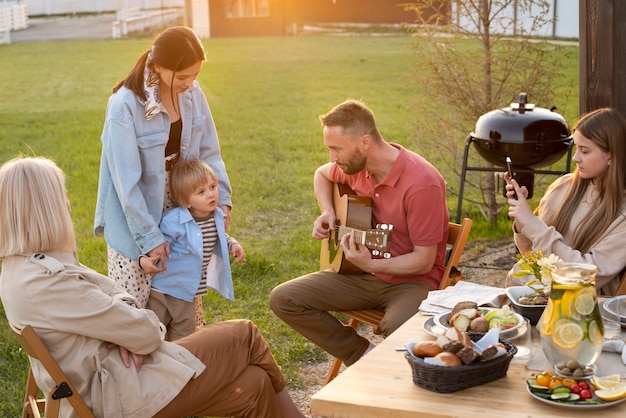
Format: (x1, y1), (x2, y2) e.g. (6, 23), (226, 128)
(324, 218), (473, 385)
(439, 217), (473, 289)
(10, 323), (94, 418)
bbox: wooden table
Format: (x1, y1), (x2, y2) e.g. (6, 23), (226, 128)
(310, 311), (625, 418)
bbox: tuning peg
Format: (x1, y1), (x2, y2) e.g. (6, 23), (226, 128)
(383, 252), (391, 259)
(372, 250), (380, 256)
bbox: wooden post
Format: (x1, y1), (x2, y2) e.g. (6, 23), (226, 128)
(579, 0), (626, 115)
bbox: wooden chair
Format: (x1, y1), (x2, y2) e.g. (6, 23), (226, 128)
(324, 217), (473, 385)
(10, 323), (94, 418)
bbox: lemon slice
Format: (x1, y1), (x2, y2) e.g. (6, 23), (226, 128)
(574, 293), (595, 315)
(587, 320), (603, 344)
(594, 383), (626, 401)
(592, 374), (623, 390)
(539, 302), (555, 336)
(552, 283), (584, 290)
(552, 322), (583, 348)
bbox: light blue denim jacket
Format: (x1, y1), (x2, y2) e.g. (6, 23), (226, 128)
(94, 82), (231, 259)
(150, 207), (234, 302)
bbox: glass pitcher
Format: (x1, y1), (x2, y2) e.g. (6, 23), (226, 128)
(539, 262), (602, 371)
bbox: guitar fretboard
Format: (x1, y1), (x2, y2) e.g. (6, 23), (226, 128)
(336, 225), (368, 245)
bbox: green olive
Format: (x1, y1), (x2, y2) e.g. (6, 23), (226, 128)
(566, 359), (579, 370)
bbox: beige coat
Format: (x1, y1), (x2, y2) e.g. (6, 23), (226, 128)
(510, 174), (626, 295)
(0, 251), (205, 417)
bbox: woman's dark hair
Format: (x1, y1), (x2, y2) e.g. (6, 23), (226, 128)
(113, 26), (206, 98)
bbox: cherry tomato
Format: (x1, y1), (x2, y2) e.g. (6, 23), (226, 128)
(570, 383), (581, 394)
(578, 381), (590, 391)
(535, 374), (551, 387)
(579, 389), (592, 400)
(548, 377), (564, 391)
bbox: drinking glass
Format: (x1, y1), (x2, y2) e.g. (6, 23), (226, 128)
(602, 297), (623, 339)
(510, 317), (532, 364)
(539, 262), (602, 370)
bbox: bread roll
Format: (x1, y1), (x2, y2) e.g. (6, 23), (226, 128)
(469, 316), (489, 333)
(412, 341), (443, 357)
(435, 351), (462, 367)
(450, 301), (478, 318)
(442, 341), (465, 354)
(457, 346), (479, 365)
(443, 327), (472, 347)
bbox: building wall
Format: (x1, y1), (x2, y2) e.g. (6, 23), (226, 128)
(208, 0), (285, 37)
(284, 0), (417, 25)
(188, 0), (210, 37)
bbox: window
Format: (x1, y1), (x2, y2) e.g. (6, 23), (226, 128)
(226, 0), (270, 18)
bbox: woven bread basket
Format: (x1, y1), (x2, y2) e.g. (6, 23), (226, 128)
(405, 333), (517, 393)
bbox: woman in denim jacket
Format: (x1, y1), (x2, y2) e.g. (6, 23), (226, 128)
(94, 26), (232, 309)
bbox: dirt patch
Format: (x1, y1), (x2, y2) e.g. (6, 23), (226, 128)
(289, 239), (519, 417)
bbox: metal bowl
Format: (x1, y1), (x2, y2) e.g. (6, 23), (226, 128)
(433, 308), (525, 339)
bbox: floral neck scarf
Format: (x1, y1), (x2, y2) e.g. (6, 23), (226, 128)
(143, 52), (161, 120)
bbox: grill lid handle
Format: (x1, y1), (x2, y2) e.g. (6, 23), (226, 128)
(510, 92), (535, 112)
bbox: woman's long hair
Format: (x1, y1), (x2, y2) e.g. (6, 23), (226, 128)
(0, 156), (76, 258)
(547, 108), (626, 253)
(112, 26), (206, 99)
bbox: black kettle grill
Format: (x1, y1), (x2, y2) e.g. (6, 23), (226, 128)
(455, 93), (573, 222)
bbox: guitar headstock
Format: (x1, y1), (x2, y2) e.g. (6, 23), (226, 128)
(363, 224), (393, 253)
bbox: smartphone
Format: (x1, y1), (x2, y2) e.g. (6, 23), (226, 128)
(505, 156), (517, 199)
(506, 156), (514, 180)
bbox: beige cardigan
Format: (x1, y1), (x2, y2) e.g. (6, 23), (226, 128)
(512, 174), (626, 295)
(0, 252), (205, 417)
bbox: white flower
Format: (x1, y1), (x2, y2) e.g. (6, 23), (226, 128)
(536, 254), (563, 286)
(514, 251), (563, 289)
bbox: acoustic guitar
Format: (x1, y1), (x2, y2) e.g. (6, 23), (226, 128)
(320, 183), (393, 274)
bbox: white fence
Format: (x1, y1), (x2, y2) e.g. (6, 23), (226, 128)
(16, 0), (183, 16)
(0, 1), (29, 44)
(112, 7), (183, 38)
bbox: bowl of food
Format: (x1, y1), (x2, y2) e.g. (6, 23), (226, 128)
(433, 302), (525, 340)
(505, 285), (547, 325)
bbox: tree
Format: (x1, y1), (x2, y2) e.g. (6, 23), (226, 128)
(403, 0), (574, 223)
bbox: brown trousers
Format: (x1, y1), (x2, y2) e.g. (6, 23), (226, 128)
(153, 320), (286, 418)
(269, 271), (432, 366)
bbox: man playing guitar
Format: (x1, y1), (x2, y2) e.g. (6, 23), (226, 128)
(270, 99), (449, 367)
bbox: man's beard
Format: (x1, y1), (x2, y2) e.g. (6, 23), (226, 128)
(338, 150), (366, 175)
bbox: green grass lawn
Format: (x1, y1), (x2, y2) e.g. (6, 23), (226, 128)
(0, 32), (578, 416)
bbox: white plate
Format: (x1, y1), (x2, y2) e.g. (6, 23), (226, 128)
(433, 308), (525, 339)
(421, 316), (446, 337)
(526, 383), (626, 409)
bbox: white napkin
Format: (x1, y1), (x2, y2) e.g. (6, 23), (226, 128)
(472, 328), (499, 354)
(603, 338), (626, 365)
(419, 281), (508, 316)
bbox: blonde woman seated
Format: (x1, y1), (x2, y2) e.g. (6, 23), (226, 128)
(0, 156), (305, 418)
